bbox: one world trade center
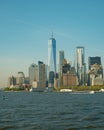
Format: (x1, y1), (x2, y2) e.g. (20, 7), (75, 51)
(48, 34), (56, 73)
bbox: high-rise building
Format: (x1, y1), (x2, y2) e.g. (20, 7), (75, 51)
(38, 61), (46, 88)
(88, 56), (103, 86)
(29, 63), (38, 85)
(29, 61), (46, 89)
(58, 50), (64, 74)
(48, 71), (54, 87)
(16, 72), (25, 85)
(88, 57), (101, 69)
(76, 47), (86, 85)
(61, 59), (78, 87)
(48, 34), (56, 73)
(8, 75), (16, 87)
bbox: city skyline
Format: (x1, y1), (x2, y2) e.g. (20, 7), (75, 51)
(0, 0), (104, 87)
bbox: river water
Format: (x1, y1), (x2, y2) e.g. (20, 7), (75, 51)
(0, 91), (104, 130)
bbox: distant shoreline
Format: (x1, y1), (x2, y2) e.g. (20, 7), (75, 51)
(2, 86), (104, 93)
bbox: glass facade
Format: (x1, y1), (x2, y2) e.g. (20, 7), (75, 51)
(38, 61), (46, 88)
(48, 35), (56, 73)
(76, 47), (85, 85)
(16, 72), (25, 85)
(58, 50), (64, 74)
(29, 63), (38, 85)
(88, 56), (101, 69)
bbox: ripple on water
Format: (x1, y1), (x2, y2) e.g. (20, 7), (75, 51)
(0, 126), (16, 130)
(1, 92), (104, 130)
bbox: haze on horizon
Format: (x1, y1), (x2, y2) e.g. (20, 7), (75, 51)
(0, 0), (104, 87)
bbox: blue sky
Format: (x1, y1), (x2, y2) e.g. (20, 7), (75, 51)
(0, 0), (104, 87)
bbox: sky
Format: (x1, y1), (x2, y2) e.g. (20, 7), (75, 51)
(0, 0), (104, 87)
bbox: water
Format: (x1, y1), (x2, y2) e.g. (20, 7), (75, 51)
(0, 92), (104, 130)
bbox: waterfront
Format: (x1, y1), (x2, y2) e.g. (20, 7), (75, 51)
(0, 92), (104, 130)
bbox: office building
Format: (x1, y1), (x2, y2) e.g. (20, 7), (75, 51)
(76, 47), (86, 85)
(61, 59), (78, 87)
(29, 63), (38, 85)
(88, 57), (101, 69)
(48, 71), (54, 87)
(38, 61), (46, 88)
(48, 34), (56, 73)
(62, 59), (71, 73)
(8, 75), (16, 87)
(29, 61), (46, 89)
(16, 72), (25, 85)
(88, 56), (103, 86)
(58, 50), (64, 74)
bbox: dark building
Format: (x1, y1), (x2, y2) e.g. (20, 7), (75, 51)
(49, 71), (54, 84)
(88, 56), (103, 86)
(38, 61), (43, 65)
(38, 61), (46, 88)
(88, 57), (101, 69)
(48, 71), (54, 87)
(62, 67), (79, 87)
(60, 59), (79, 87)
(62, 59), (71, 73)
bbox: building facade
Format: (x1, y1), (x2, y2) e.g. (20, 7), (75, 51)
(8, 75), (16, 87)
(88, 57), (103, 86)
(48, 71), (54, 87)
(88, 57), (101, 69)
(61, 59), (78, 87)
(58, 50), (64, 74)
(76, 47), (86, 85)
(29, 63), (38, 85)
(48, 34), (56, 73)
(16, 72), (25, 85)
(38, 61), (46, 88)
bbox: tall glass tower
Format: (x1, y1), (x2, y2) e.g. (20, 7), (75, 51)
(76, 47), (86, 85)
(58, 50), (64, 74)
(29, 63), (38, 85)
(48, 34), (56, 73)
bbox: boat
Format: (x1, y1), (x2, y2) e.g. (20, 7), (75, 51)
(89, 90), (95, 94)
(29, 88), (33, 92)
(60, 89), (72, 92)
(99, 88), (104, 92)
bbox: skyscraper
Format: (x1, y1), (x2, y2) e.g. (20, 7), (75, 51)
(16, 72), (25, 85)
(58, 50), (64, 74)
(48, 34), (56, 73)
(88, 56), (103, 86)
(8, 75), (16, 87)
(38, 61), (46, 88)
(88, 56), (101, 69)
(29, 63), (38, 85)
(29, 61), (46, 89)
(76, 47), (86, 85)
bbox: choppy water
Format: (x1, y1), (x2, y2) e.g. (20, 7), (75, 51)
(0, 91), (104, 130)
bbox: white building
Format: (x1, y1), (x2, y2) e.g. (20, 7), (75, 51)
(76, 47), (86, 85)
